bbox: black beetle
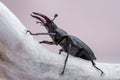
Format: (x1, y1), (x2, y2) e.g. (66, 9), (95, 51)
(26, 12), (104, 75)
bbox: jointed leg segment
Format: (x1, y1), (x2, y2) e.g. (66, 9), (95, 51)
(60, 44), (71, 75)
(59, 49), (63, 54)
(26, 30), (55, 45)
(26, 30), (56, 36)
(39, 41), (54, 45)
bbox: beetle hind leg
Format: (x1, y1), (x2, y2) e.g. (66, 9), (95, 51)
(91, 60), (104, 76)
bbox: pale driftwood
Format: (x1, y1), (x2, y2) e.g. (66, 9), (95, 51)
(0, 2), (120, 80)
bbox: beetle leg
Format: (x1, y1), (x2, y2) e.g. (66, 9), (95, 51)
(59, 49), (63, 54)
(60, 52), (69, 75)
(86, 53), (104, 76)
(26, 30), (56, 36)
(39, 41), (54, 45)
(60, 44), (71, 75)
(91, 60), (104, 76)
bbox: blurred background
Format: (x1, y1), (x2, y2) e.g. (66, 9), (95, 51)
(1, 0), (120, 63)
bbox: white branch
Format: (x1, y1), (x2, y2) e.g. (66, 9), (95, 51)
(0, 2), (120, 80)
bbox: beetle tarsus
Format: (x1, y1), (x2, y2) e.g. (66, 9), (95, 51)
(26, 30), (33, 35)
(91, 60), (104, 76)
(26, 30), (39, 36)
(61, 44), (71, 75)
(59, 49), (63, 54)
(60, 71), (64, 75)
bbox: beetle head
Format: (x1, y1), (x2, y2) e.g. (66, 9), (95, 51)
(31, 12), (58, 29)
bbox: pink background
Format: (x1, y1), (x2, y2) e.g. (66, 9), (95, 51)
(1, 0), (120, 63)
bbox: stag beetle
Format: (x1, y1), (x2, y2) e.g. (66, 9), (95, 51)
(26, 12), (104, 75)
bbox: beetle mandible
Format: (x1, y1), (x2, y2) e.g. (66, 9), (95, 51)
(26, 12), (104, 75)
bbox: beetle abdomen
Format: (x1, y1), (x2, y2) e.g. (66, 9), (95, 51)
(75, 49), (96, 60)
(69, 35), (96, 60)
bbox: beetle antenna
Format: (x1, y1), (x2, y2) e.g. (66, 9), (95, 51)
(52, 14), (58, 22)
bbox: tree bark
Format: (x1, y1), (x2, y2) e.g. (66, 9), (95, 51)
(0, 2), (120, 80)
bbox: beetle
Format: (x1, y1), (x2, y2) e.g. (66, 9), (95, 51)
(26, 12), (104, 75)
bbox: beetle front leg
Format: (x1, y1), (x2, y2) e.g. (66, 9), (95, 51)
(26, 30), (38, 36)
(26, 30), (56, 36)
(39, 41), (54, 45)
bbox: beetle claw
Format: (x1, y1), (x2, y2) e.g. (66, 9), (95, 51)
(60, 71), (64, 75)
